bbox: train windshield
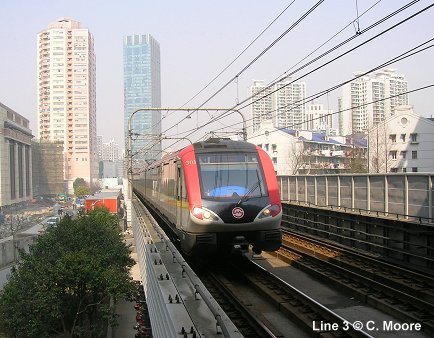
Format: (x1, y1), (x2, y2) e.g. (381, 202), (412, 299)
(197, 153), (267, 200)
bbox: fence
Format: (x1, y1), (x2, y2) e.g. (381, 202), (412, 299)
(278, 173), (434, 222)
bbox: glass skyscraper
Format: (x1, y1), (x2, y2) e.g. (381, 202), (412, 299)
(123, 34), (161, 164)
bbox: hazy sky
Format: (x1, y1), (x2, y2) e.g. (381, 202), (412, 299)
(1, 0), (433, 150)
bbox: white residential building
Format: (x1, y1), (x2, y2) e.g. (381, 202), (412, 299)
(274, 80), (306, 130)
(249, 79), (306, 134)
(37, 18), (98, 193)
(101, 138), (120, 162)
(249, 80), (274, 135)
(248, 120), (366, 176)
(97, 135), (103, 160)
(340, 69), (408, 136)
(305, 104), (335, 134)
(368, 106), (434, 173)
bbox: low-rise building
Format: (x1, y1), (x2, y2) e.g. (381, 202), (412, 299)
(0, 102), (33, 207)
(368, 105), (434, 173)
(248, 120), (367, 175)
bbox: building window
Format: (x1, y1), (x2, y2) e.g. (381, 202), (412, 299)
(389, 134), (396, 143)
(412, 167), (418, 172)
(390, 151), (397, 160)
(265, 144), (269, 151)
(402, 168), (406, 172)
(272, 157), (277, 164)
(257, 144), (262, 148)
(400, 134), (406, 142)
(391, 168), (398, 173)
(412, 151), (417, 159)
(401, 151), (407, 159)
(410, 133), (418, 142)
(272, 144), (277, 151)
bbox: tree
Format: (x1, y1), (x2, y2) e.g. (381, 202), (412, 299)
(287, 141), (307, 175)
(75, 185), (91, 198)
(368, 122), (390, 173)
(73, 177), (87, 190)
(0, 210), (136, 338)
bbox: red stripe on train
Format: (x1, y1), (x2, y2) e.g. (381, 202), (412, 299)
(179, 145), (202, 211)
(256, 146), (281, 212)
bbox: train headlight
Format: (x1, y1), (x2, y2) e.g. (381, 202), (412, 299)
(192, 207), (203, 220)
(262, 208), (271, 217)
(258, 204), (281, 219)
(191, 207), (219, 221)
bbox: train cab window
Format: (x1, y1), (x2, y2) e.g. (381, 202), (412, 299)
(197, 152), (267, 200)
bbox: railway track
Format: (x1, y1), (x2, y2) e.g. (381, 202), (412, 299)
(275, 228), (434, 334)
(191, 255), (373, 338)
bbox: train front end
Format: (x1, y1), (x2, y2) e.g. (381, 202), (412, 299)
(180, 139), (282, 255)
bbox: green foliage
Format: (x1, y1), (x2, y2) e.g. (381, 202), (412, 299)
(73, 178), (87, 190)
(349, 157), (368, 173)
(75, 185), (91, 198)
(73, 178), (90, 197)
(0, 210), (136, 338)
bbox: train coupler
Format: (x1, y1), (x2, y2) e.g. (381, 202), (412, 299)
(231, 236), (249, 254)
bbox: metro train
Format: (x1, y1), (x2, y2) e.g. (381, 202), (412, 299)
(133, 138), (282, 255)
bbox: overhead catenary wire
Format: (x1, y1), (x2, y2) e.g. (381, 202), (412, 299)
(268, 0), (381, 88)
(160, 0), (429, 153)
(161, 0), (326, 137)
(212, 0), (426, 125)
(157, 1), (380, 140)
(207, 38), (434, 137)
(131, 84), (434, 173)
(148, 0), (298, 133)
(244, 84), (434, 141)
(166, 3), (433, 147)
(132, 1), (431, 162)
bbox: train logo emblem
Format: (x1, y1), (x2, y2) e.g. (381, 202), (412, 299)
(232, 207), (244, 219)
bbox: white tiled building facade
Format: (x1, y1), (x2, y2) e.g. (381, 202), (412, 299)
(37, 18), (98, 193)
(249, 79), (306, 134)
(101, 138), (120, 162)
(368, 106), (434, 173)
(339, 68), (408, 136)
(305, 104), (335, 134)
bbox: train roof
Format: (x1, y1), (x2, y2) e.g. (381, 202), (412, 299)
(145, 139), (257, 169)
(193, 138), (257, 153)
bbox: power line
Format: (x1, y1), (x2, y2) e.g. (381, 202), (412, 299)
(208, 38), (434, 137)
(244, 84), (434, 141)
(170, 5), (433, 143)
(149, 1), (297, 133)
(143, 1), (431, 158)
(167, 0), (428, 146)
(161, 0), (326, 137)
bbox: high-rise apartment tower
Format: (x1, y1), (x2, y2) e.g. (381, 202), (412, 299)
(37, 18), (98, 192)
(249, 79), (306, 134)
(123, 34), (161, 163)
(339, 69), (408, 136)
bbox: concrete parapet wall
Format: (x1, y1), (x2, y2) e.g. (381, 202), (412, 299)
(0, 235), (36, 269)
(279, 173), (434, 221)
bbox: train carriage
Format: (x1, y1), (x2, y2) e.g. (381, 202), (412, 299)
(133, 138), (282, 255)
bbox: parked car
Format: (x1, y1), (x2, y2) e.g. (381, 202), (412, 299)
(46, 217), (59, 227)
